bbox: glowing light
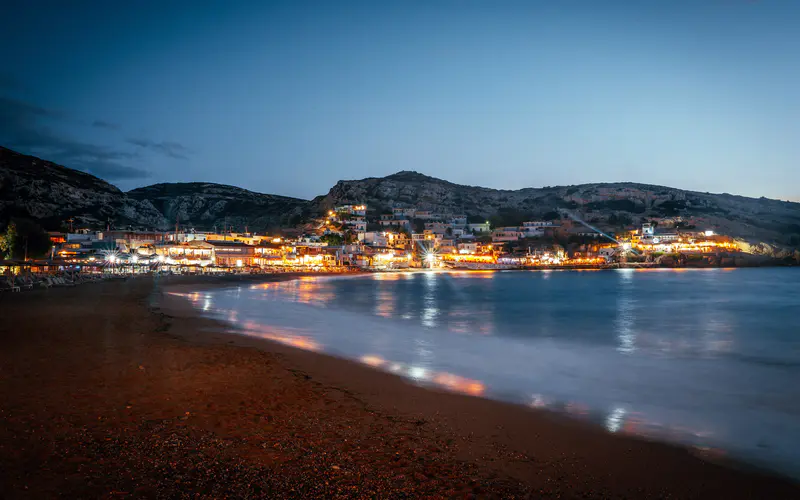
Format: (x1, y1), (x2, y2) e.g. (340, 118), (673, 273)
(704, 230), (714, 237)
(622, 242), (631, 250)
(103, 250), (120, 264)
(530, 394), (548, 408)
(236, 259), (243, 267)
(409, 366), (428, 380)
(606, 408), (626, 433)
(157, 255), (165, 263)
(131, 255), (139, 264)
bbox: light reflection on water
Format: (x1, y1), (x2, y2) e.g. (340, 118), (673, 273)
(178, 268), (800, 478)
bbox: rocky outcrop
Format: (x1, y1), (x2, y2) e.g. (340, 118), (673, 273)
(127, 183), (306, 232)
(0, 147), (304, 232)
(0, 146), (166, 229)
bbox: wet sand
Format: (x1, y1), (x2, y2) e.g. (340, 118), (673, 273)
(0, 275), (797, 498)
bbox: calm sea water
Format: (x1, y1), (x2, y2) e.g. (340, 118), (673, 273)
(183, 268), (800, 477)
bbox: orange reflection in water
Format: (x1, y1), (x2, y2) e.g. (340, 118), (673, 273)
(447, 270), (495, 279)
(373, 272), (402, 281)
(358, 354), (485, 397)
(432, 372), (485, 396)
(239, 320), (321, 352)
(360, 355), (385, 367)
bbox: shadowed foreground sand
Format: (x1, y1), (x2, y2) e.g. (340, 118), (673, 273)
(0, 275), (797, 498)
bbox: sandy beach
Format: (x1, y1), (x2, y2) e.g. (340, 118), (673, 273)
(1, 274), (798, 498)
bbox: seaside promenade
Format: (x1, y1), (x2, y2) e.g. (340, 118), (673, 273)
(0, 275), (798, 498)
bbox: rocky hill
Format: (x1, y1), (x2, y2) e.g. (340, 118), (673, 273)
(0, 146), (165, 229)
(127, 183), (306, 232)
(0, 147), (305, 232)
(316, 171), (800, 247)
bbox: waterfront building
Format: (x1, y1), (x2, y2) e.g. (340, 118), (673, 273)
(154, 241), (215, 267)
(206, 240), (256, 267)
(165, 231), (211, 243)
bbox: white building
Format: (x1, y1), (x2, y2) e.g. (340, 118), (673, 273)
(457, 242), (478, 253)
(379, 219), (411, 230)
(392, 207), (416, 218)
(467, 222), (491, 234)
(343, 217), (367, 233)
(359, 232), (389, 247)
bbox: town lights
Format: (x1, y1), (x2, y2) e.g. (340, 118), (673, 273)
(704, 230), (715, 237)
(131, 255), (139, 264)
(157, 255), (165, 263)
(104, 250), (120, 264)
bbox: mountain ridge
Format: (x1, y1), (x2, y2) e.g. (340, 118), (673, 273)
(2, 146), (799, 248)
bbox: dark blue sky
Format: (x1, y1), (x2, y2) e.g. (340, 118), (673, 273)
(1, 0), (798, 201)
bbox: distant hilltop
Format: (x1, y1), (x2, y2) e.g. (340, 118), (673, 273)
(2, 146), (799, 249)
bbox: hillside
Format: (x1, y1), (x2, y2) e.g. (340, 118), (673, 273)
(316, 171), (800, 247)
(0, 146), (165, 229)
(2, 146), (799, 248)
(0, 147), (305, 232)
(127, 183), (307, 232)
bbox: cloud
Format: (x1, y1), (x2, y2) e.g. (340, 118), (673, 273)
(0, 96), (150, 180)
(128, 137), (190, 159)
(91, 119), (121, 130)
(0, 96), (62, 121)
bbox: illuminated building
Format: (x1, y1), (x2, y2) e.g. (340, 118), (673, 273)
(154, 241), (215, 267)
(206, 240), (256, 267)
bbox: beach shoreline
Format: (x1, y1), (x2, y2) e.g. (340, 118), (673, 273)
(1, 274), (797, 498)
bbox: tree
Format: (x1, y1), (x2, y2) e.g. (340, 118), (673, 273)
(320, 233), (344, 246)
(0, 222), (17, 259)
(0, 218), (52, 260)
(542, 211), (560, 221)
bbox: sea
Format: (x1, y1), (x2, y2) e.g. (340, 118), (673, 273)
(181, 268), (800, 478)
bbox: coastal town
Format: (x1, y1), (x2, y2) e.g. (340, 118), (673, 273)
(1, 201), (752, 282)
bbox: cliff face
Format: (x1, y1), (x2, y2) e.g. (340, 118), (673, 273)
(126, 183), (306, 232)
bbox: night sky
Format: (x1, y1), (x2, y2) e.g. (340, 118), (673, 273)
(1, 0), (798, 201)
